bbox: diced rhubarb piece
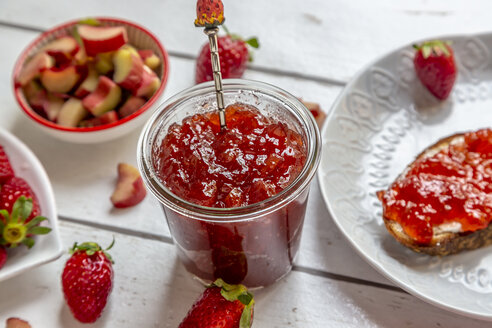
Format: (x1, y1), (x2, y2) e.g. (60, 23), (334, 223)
(138, 49), (161, 70)
(134, 65), (160, 98)
(80, 110), (119, 127)
(113, 47), (144, 91)
(17, 52), (54, 86)
(74, 47), (88, 65)
(119, 96), (146, 118)
(74, 66), (99, 98)
(42, 36), (80, 56)
(77, 25), (128, 57)
(95, 52), (114, 74)
(22, 80), (44, 103)
(82, 76), (122, 116)
(300, 100), (326, 128)
(41, 93), (65, 121)
(24, 83), (48, 113)
(57, 98), (88, 127)
(110, 163), (146, 208)
(6, 317), (32, 328)
(41, 36), (80, 66)
(40, 65), (86, 93)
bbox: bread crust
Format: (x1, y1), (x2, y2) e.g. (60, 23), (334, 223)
(379, 131), (492, 256)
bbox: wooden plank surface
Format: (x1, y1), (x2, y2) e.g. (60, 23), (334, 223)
(2, 0), (492, 83)
(0, 221), (488, 328)
(0, 1), (491, 326)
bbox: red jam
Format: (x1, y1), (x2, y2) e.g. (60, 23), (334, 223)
(153, 103), (306, 208)
(378, 128), (492, 245)
(153, 103), (308, 287)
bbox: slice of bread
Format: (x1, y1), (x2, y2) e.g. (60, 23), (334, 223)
(379, 131), (492, 256)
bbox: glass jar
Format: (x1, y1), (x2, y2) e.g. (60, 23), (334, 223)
(138, 79), (321, 288)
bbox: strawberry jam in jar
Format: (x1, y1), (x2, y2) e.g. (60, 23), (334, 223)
(138, 80), (321, 287)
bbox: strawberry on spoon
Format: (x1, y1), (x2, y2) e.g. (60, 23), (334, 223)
(413, 40), (457, 100)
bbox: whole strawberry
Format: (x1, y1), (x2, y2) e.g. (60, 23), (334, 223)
(62, 240), (114, 323)
(413, 40), (457, 100)
(196, 29), (259, 84)
(178, 279), (254, 328)
(0, 177), (40, 223)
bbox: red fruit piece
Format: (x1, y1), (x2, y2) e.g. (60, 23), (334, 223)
(6, 318), (32, 328)
(300, 100), (326, 128)
(195, 0), (225, 28)
(178, 279), (254, 328)
(195, 33), (259, 84)
(0, 145), (14, 184)
(110, 163), (146, 208)
(413, 40), (457, 100)
(62, 241), (114, 323)
(0, 177), (40, 222)
(0, 246), (6, 269)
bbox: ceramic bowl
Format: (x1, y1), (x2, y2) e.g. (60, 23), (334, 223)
(0, 128), (62, 282)
(12, 17), (169, 144)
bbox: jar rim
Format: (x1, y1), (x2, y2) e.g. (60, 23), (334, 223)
(137, 79), (321, 222)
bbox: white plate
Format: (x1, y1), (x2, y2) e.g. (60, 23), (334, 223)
(318, 33), (492, 320)
(0, 128), (62, 281)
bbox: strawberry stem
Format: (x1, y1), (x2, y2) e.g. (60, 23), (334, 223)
(70, 238), (115, 264)
(211, 278), (254, 328)
(3, 223), (27, 246)
(0, 196), (51, 248)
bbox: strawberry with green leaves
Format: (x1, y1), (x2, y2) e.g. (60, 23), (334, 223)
(413, 40), (457, 100)
(0, 196), (51, 249)
(196, 27), (259, 84)
(178, 279), (254, 328)
(62, 240), (114, 323)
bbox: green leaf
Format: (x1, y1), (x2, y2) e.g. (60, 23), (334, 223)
(245, 38), (260, 49)
(239, 301), (254, 328)
(0, 209), (10, 222)
(11, 196), (24, 223)
(222, 24), (231, 36)
(78, 17), (101, 26)
(422, 46), (432, 59)
(22, 237), (35, 249)
(29, 226), (52, 235)
(25, 216), (47, 230)
(238, 293), (253, 305)
(18, 197), (33, 222)
(105, 236), (115, 251)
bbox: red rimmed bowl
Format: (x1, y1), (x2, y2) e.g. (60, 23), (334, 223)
(12, 17), (169, 144)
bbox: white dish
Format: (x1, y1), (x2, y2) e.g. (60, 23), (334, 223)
(0, 128), (62, 281)
(318, 33), (492, 320)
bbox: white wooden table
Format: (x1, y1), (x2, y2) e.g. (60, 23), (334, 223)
(0, 1), (491, 327)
